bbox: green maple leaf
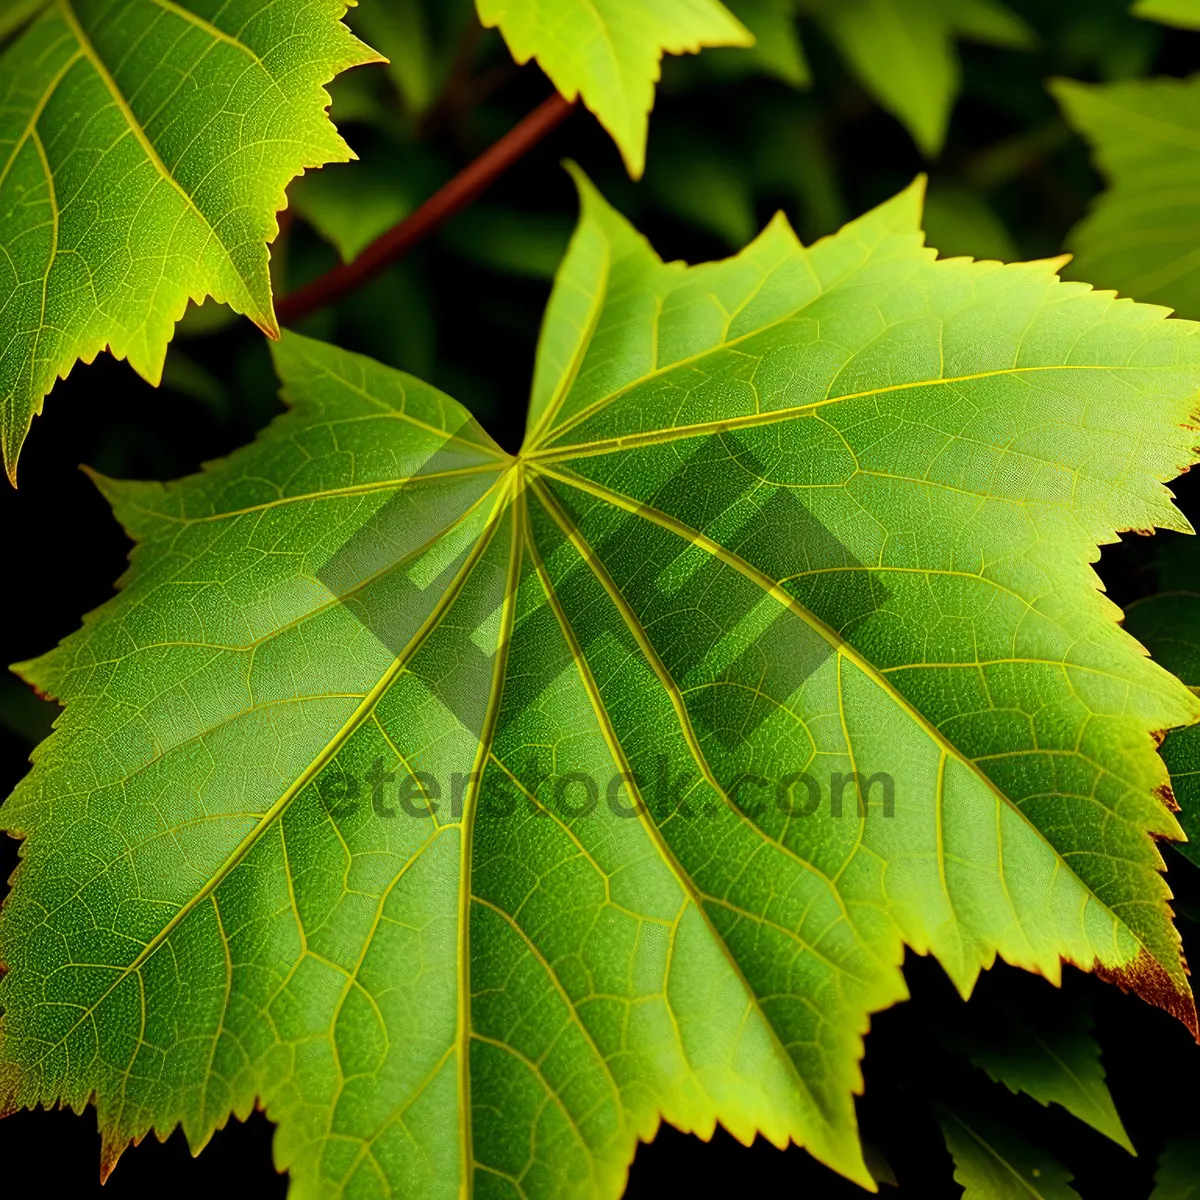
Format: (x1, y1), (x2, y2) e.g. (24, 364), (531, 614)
(475, 0), (753, 177)
(940, 1109), (1079, 1199)
(1053, 75), (1200, 320)
(0, 0), (377, 482)
(4, 172), (1200, 1196)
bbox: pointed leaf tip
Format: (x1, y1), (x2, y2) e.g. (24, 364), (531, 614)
(479, 0), (756, 178)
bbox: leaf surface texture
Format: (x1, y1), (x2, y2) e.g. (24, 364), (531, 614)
(0, 0), (375, 478)
(3, 174), (1200, 1197)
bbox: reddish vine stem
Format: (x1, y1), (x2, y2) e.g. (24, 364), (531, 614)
(276, 92), (577, 326)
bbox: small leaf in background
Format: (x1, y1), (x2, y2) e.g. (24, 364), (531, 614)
(348, 0), (437, 113)
(948, 995), (1133, 1152)
(865, 1141), (899, 1188)
(291, 165), (413, 264)
(1045, 2), (1161, 84)
(941, 1109), (1080, 1199)
(0, 0), (379, 483)
(706, 0), (810, 86)
(1124, 541), (1200, 870)
(281, 210), (438, 377)
(321, 58), (404, 132)
(1133, 0), (1200, 30)
(922, 184), (1017, 262)
(802, 0), (1035, 157)
(645, 137), (758, 246)
(748, 103), (847, 241)
(0, 673), (54, 749)
(160, 350), (234, 424)
(1125, 570), (1200, 689)
(476, 0), (753, 176)
(1053, 76), (1200, 319)
(1152, 1138), (1200, 1199)
(290, 145), (444, 263)
(338, 263), (438, 378)
(347, 0), (479, 118)
(175, 298), (241, 341)
(442, 205), (574, 278)
(0, 0), (42, 43)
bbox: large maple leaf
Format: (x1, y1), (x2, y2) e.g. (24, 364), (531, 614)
(0, 0), (377, 481)
(2, 173), (1199, 1196)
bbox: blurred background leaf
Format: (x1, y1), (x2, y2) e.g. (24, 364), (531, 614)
(708, 0), (811, 85)
(1135, 0), (1200, 31)
(800, 0), (1036, 156)
(943, 992), (1133, 1152)
(0, 0), (44, 43)
(1151, 1138), (1200, 1198)
(290, 143), (445, 262)
(941, 1109), (1079, 1199)
(1054, 74), (1200, 318)
(922, 184), (1018, 259)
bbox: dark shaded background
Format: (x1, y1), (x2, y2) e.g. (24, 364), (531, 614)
(4, 0), (1200, 1193)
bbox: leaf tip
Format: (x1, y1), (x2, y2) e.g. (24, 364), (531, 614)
(99, 1131), (127, 1184)
(561, 157), (589, 190)
(256, 310), (283, 342)
(619, 139), (647, 180)
(1094, 951), (1198, 1040)
(2, 423), (27, 488)
(561, 158), (613, 215)
(714, 14), (755, 52)
(1046, 74), (1079, 98)
(909, 172), (929, 212)
(78, 463), (149, 535)
(79, 462), (115, 499)
(1154, 779), (1181, 813)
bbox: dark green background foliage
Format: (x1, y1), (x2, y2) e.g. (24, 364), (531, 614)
(4, 0), (1200, 1195)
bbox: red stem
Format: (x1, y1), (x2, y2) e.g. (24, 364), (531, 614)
(276, 92), (576, 326)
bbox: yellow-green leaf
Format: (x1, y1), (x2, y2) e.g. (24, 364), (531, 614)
(0, 0), (377, 481)
(1133, 0), (1200, 30)
(4, 170), (1200, 1196)
(475, 0), (752, 176)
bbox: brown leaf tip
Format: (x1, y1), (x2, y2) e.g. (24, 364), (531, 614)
(1095, 951), (1199, 1041)
(99, 1132), (129, 1185)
